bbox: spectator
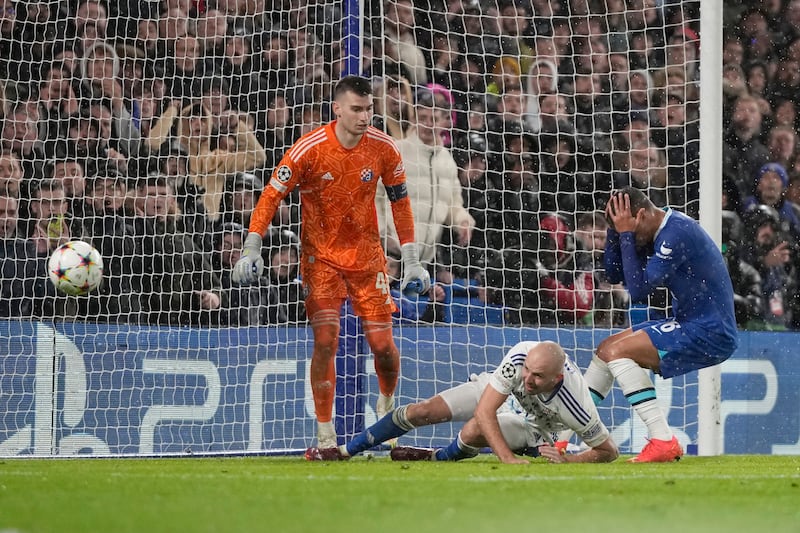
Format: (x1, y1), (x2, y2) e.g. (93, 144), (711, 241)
(217, 23), (258, 111)
(766, 125), (797, 171)
(44, 154), (86, 218)
(651, 90), (700, 209)
(77, 171), (141, 322)
(196, 76), (236, 136)
(156, 6), (190, 58)
(254, 31), (294, 93)
(743, 163), (800, 241)
(724, 94), (770, 199)
(193, 8), (228, 59)
(501, 212), (594, 326)
(622, 70), (653, 112)
(537, 128), (578, 214)
(38, 63), (80, 134)
(451, 134), (496, 280)
(146, 100), (266, 223)
(739, 9), (776, 65)
(0, 150), (23, 199)
(0, 102), (47, 182)
(382, 0), (427, 87)
(613, 141), (669, 208)
(483, 151), (539, 258)
(745, 60), (771, 101)
(740, 204), (799, 330)
(223, 171), (262, 230)
(73, 0), (109, 52)
(26, 178), (77, 258)
(164, 34), (203, 100)
(496, 0), (535, 77)
(373, 75), (415, 140)
(62, 107), (121, 178)
(664, 27), (700, 82)
(376, 90), (474, 281)
(0, 194), (37, 318)
(14, 0), (71, 82)
(23, 179), (81, 319)
(130, 174), (225, 326)
(262, 228), (306, 325)
(132, 17), (160, 60)
(523, 58), (558, 133)
(721, 209), (765, 329)
(486, 56), (523, 96)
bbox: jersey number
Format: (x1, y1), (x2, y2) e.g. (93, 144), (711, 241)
(375, 272), (390, 296)
(655, 321), (681, 333)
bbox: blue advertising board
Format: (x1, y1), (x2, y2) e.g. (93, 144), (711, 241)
(0, 321), (797, 456)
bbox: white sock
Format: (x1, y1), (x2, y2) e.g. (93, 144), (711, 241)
(376, 393), (395, 417)
(584, 356), (615, 403)
(317, 421), (337, 448)
(607, 359), (673, 441)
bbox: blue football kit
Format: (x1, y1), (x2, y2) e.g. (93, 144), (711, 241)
(605, 209), (739, 378)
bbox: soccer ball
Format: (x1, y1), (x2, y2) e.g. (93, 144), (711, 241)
(48, 241), (104, 296)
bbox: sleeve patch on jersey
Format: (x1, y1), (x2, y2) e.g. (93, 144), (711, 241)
(394, 161), (404, 175)
(500, 361), (517, 379)
(269, 177), (288, 193)
(276, 165), (292, 183)
(385, 183), (408, 202)
(580, 422), (603, 440)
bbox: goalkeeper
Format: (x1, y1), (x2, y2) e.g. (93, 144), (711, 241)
(232, 76), (430, 450)
(305, 341), (618, 464)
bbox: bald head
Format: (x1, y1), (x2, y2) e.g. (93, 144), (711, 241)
(522, 341), (566, 395)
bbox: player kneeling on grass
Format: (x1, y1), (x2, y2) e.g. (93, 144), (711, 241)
(305, 341), (618, 464)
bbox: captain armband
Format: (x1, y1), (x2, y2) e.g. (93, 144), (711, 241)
(385, 183), (408, 202)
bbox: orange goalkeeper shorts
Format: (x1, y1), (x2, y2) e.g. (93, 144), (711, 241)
(302, 259), (398, 320)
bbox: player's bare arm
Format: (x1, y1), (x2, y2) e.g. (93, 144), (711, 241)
(539, 436), (619, 464)
(471, 386), (528, 465)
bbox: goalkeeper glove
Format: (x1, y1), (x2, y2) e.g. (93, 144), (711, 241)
(400, 243), (431, 295)
(232, 232), (264, 285)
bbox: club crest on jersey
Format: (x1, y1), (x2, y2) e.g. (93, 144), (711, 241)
(360, 168), (374, 182)
(276, 165), (292, 183)
(656, 242), (673, 259)
(501, 362), (516, 379)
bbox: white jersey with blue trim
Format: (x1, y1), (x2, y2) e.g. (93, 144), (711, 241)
(489, 341), (610, 448)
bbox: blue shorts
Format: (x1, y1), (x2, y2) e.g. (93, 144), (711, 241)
(633, 319), (735, 379)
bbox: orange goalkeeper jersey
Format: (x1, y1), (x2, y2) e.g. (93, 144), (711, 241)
(249, 121), (416, 272)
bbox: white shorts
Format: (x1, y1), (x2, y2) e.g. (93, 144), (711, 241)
(438, 372), (551, 452)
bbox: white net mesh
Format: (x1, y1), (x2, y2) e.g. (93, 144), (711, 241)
(0, 0), (704, 456)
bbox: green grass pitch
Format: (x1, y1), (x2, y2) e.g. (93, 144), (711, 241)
(1, 455), (798, 533)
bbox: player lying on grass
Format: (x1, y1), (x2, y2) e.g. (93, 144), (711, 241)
(305, 341), (619, 464)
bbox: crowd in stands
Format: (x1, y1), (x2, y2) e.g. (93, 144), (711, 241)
(0, 0), (798, 331)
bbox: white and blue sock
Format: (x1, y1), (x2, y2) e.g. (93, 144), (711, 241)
(433, 432), (480, 461)
(607, 358), (672, 441)
(344, 405), (414, 456)
(584, 355), (615, 406)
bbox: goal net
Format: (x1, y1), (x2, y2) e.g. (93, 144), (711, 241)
(0, 0), (707, 457)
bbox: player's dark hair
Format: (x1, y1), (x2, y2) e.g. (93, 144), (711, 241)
(615, 186), (651, 213)
(334, 76), (372, 99)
